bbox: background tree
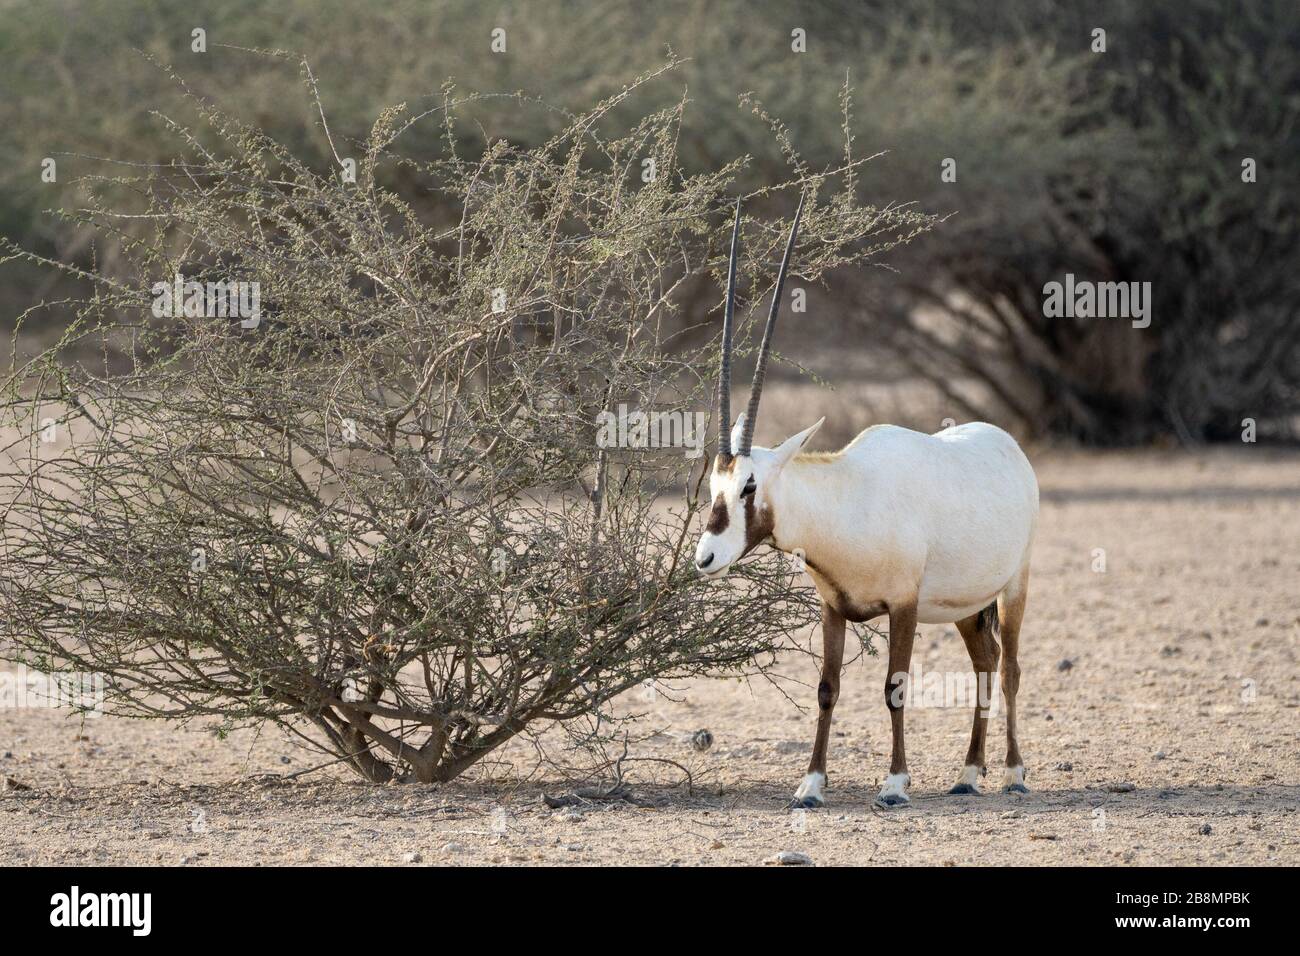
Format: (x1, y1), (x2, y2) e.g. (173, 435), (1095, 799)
(4, 0), (1295, 444)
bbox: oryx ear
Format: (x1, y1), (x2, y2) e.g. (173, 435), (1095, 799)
(729, 412), (747, 455)
(769, 417), (825, 471)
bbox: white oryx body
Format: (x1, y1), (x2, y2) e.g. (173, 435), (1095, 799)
(695, 194), (1039, 810)
(760, 421), (1037, 625)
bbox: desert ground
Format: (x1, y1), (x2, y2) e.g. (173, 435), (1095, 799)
(2, 446), (1297, 866)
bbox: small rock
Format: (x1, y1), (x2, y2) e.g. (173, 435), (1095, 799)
(1054, 761), (1074, 772)
(690, 729), (714, 752)
(1154, 751), (1167, 760)
(403, 851), (422, 863)
(1198, 824), (1213, 836)
(1108, 782), (1136, 793)
(1000, 810), (1022, 819)
(1057, 658), (1073, 672)
(553, 807), (585, 822)
(442, 842), (464, 854)
(1255, 617), (1269, 627)
(179, 855), (192, 865)
(709, 839), (725, 850)
(764, 850), (813, 866)
(279, 756), (291, 764)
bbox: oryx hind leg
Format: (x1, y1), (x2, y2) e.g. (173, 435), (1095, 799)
(949, 603), (1000, 795)
(998, 564), (1030, 793)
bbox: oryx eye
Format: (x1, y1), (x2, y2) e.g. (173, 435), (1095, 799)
(740, 476), (756, 498)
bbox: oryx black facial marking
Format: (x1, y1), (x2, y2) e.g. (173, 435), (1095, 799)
(705, 494), (729, 534)
(741, 492), (774, 555)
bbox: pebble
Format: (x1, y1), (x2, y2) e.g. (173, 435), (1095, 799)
(765, 850), (813, 866)
(1057, 658), (1074, 672)
(1108, 782), (1136, 793)
(403, 851), (422, 863)
(1000, 810), (1022, 819)
(442, 842), (464, 853)
(1055, 761), (1074, 771)
(1198, 824), (1213, 836)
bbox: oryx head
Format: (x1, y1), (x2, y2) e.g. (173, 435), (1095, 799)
(694, 194), (823, 579)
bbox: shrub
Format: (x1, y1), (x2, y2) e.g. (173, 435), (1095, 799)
(0, 60), (930, 782)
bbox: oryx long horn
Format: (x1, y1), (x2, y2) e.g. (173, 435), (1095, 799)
(717, 197), (742, 458)
(739, 191), (806, 456)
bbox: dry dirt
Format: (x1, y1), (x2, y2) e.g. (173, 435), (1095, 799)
(2, 447), (1297, 866)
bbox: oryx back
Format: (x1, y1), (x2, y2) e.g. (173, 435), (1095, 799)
(824, 421), (1038, 623)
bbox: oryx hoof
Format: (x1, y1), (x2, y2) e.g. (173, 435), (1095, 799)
(787, 796), (824, 811)
(875, 793), (910, 808)
(1002, 766), (1028, 793)
(950, 765), (983, 795)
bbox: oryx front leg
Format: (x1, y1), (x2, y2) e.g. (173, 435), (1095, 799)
(878, 601), (917, 807)
(790, 601), (846, 810)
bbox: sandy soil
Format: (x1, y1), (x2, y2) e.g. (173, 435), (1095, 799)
(2, 447), (1297, 866)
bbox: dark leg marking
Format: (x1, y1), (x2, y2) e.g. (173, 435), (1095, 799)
(878, 600), (917, 807)
(789, 601), (845, 810)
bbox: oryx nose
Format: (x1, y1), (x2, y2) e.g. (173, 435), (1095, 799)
(696, 552), (715, 570)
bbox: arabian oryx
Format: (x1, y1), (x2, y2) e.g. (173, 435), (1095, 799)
(694, 196), (1039, 809)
